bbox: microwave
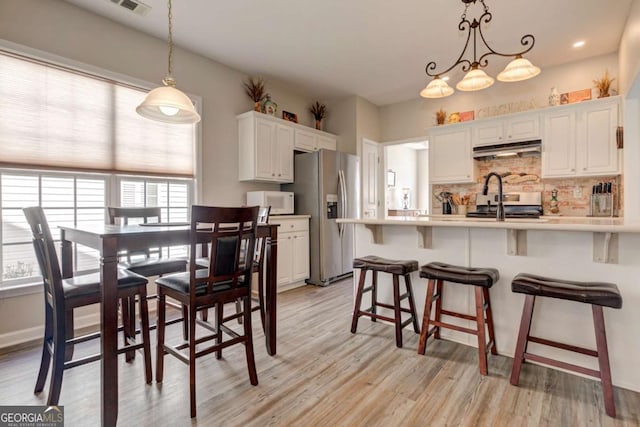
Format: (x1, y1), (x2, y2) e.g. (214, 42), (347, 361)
(246, 191), (294, 215)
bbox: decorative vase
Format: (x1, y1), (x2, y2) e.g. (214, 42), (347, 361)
(315, 119), (322, 130)
(262, 95), (277, 116)
(254, 101), (261, 112)
(549, 87), (560, 106)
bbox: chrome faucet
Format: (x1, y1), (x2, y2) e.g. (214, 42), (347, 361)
(482, 172), (505, 221)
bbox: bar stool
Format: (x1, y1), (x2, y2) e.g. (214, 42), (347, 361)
(510, 273), (623, 418)
(351, 256), (420, 348)
(418, 262), (499, 376)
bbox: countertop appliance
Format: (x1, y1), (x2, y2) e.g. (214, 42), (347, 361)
(246, 191), (294, 215)
(281, 150), (360, 286)
(466, 192), (543, 218)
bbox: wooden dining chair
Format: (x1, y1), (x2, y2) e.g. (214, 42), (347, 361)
(155, 205), (260, 418)
(24, 207), (152, 406)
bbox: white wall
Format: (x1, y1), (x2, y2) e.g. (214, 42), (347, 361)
(619, 0), (640, 95)
(417, 149), (429, 212)
(385, 146), (418, 209)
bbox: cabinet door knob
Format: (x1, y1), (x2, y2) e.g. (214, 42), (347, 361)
(272, 173), (275, 176)
(571, 168), (575, 172)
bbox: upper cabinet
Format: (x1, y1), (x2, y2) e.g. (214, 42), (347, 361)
(294, 128), (337, 152)
(429, 124), (476, 184)
(238, 112), (294, 183)
(473, 112), (540, 147)
(542, 97), (620, 178)
(238, 111), (337, 183)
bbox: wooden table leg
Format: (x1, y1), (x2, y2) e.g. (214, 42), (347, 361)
(101, 236), (119, 426)
(265, 227), (278, 355)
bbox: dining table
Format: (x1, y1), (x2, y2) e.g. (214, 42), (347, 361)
(59, 222), (279, 427)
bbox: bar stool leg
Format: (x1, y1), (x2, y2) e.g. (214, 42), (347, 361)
(434, 280), (443, 339)
(593, 305), (616, 418)
(418, 279), (436, 355)
(474, 286), (489, 375)
(350, 269), (367, 334)
(510, 295), (536, 385)
(371, 271), (378, 322)
(404, 274), (420, 333)
(483, 288), (498, 355)
(392, 274), (403, 348)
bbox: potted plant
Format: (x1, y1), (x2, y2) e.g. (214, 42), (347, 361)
(435, 108), (446, 125)
(593, 70), (615, 98)
(243, 77), (266, 111)
(309, 101), (328, 130)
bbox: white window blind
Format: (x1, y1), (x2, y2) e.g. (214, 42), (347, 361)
(0, 52), (196, 177)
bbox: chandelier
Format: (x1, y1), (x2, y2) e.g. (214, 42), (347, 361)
(420, 0), (540, 98)
(137, 0), (201, 124)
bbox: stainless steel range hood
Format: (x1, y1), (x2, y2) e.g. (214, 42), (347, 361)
(473, 139), (542, 160)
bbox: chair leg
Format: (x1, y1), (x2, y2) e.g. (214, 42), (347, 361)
(243, 296), (259, 386)
(350, 269), (367, 333)
(404, 274), (420, 334)
(34, 303), (53, 394)
(236, 299), (243, 324)
(47, 317), (66, 406)
(155, 292), (166, 383)
(182, 305), (189, 341)
(189, 304), (197, 418)
(122, 297), (136, 362)
(475, 286), (488, 376)
(510, 295), (535, 386)
(593, 305), (616, 418)
(216, 303), (223, 360)
(138, 289), (152, 384)
(483, 288), (498, 355)
(200, 307), (208, 322)
(371, 271), (378, 322)
(257, 268), (266, 333)
(64, 309), (75, 362)
(392, 274), (403, 348)
(434, 280), (443, 339)
(418, 279), (436, 355)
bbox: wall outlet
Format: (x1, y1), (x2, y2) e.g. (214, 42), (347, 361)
(573, 186), (582, 198)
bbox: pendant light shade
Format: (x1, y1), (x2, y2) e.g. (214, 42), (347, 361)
(136, 0), (200, 124)
(497, 56), (541, 82)
(456, 68), (494, 92)
(137, 80), (201, 124)
(420, 77), (454, 98)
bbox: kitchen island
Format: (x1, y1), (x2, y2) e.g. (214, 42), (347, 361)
(337, 216), (640, 392)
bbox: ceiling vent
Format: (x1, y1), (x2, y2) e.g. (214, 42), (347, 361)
(107, 0), (151, 17)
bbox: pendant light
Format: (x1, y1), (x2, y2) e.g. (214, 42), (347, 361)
(136, 0), (201, 124)
(420, 0), (540, 98)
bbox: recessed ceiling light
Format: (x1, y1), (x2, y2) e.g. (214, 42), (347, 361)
(441, 76), (450, 81)
(573, 40), (586, 48)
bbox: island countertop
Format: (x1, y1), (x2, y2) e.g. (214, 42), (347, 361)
(337, 215), (640, 233)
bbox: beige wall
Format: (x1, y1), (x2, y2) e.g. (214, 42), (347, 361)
(326, 96), (357, 154)
(355, 96), (382, 147)
(379, 53), (619, 142)
(619, 0), (640, 96)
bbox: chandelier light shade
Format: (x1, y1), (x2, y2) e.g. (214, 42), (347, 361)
(420, 76), (455, 98)
(137, 0), (201, 124)
(420, 0), (540, 98)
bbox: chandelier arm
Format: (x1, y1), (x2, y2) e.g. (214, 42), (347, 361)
(475, 10), (535, 65)
(167, 0), (173, 77)
(425, 17), (474, 77)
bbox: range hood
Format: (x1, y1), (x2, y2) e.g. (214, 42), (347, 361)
(473, 139), (542, 160)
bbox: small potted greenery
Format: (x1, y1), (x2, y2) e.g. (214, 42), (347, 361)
(593, 70), (615, 98)
(436, 108), (446, 125)
(309, 101), (328, 130)
(243, 77), (266, 111)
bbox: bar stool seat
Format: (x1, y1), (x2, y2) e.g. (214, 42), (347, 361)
(418, 262), (499, 376)
(351, 256), (419, 348)
(510, 273), (622, 418)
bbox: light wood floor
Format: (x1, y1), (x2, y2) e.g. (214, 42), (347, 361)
(1, 280), (639, 426)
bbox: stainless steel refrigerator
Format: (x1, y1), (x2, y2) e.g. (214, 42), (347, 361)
(282, 150), (360, 286)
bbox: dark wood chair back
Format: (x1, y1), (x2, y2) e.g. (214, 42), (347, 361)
(23, 207), (65, 310)
(254, 206), (271, 268)
(107, 207), (163, 261)
(189, 205), (259, 296)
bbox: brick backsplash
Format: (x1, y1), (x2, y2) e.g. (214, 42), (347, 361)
(433, 156), (623, 217)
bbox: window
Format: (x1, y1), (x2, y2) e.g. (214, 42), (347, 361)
(0, 48), (199, 293)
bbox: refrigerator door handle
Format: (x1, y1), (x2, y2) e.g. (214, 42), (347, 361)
(338, 170), (347, 239)
(337, 172), (343, 237)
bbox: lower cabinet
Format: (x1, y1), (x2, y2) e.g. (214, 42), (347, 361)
(268, 216), (310, 292)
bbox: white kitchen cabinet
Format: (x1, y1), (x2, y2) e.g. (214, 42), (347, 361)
(268, 216), (310, 292)
(542, 97), (620, 178)
(428, 125), (476, 184)
(238, 112), (294, 183)
(473, 113), (540, 147)
(294, 128), (337, 152)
